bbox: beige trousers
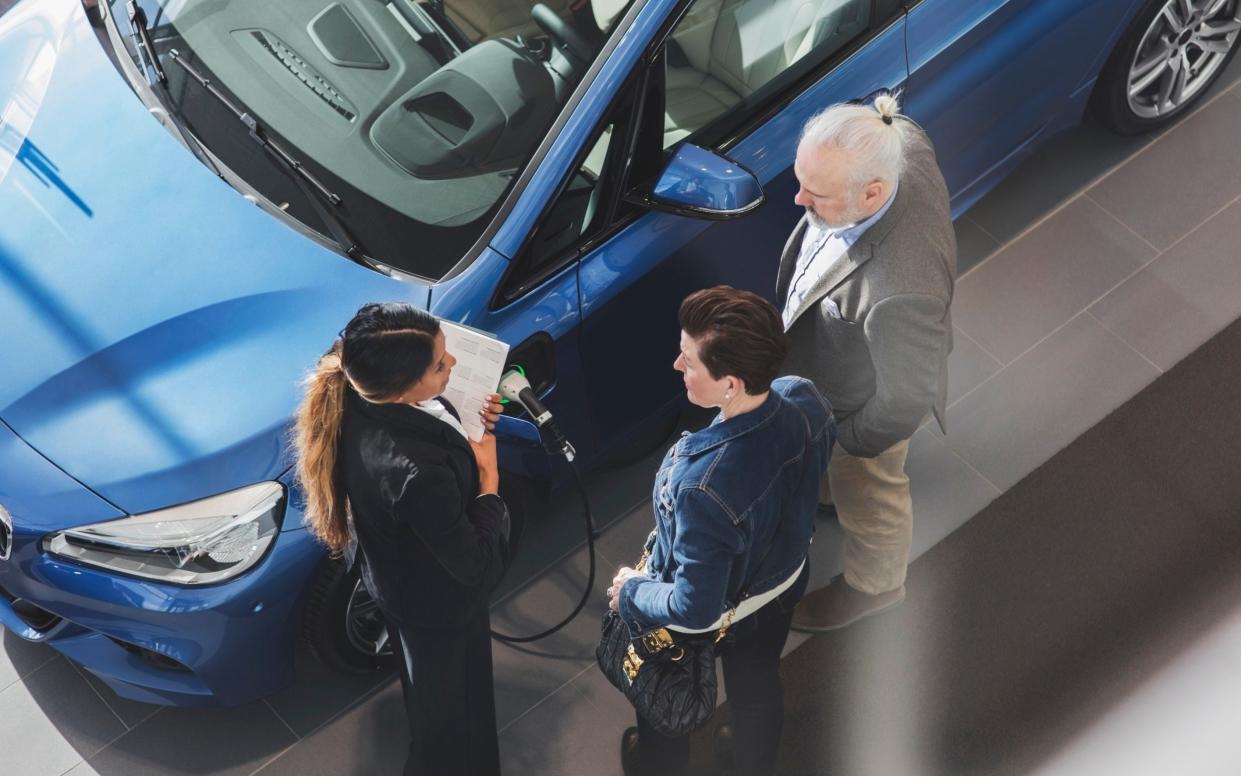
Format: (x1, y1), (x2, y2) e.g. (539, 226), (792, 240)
(819, 438), (912, 595)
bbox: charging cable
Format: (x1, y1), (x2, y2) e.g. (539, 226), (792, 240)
(490, 369), (600, 644)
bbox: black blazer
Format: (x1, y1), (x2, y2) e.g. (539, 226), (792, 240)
(339, 387), (511, 630)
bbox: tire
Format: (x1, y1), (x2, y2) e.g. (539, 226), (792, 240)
(1094, 0), (1241, 134)
(301, 556), (395, 674)
(301, 473), (536, 672)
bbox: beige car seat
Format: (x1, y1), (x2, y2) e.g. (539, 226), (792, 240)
(662, 0), (866, 146)
(590, 0), (629, 32)
(448, 0), (575, 42)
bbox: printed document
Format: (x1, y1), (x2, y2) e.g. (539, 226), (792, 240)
(440, 321), (510, 442)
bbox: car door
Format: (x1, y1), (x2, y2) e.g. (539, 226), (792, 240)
(572, 0), (909, 454)
(426, 244), (580, 483)
(902, 0), (1145, 211)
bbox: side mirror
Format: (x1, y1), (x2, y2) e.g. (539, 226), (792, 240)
(628, 144), (764, 220)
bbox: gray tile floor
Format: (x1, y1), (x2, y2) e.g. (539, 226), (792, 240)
(4, 61), (1241, 776)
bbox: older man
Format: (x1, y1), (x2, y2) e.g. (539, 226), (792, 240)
(780, 96), (956, 632)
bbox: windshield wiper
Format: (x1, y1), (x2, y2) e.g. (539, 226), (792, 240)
(126, 2), (167, 84)
(124, 1), (221, 176)
(166, 48), (380, 272)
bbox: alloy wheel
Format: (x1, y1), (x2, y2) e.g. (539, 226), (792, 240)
(1128, 0), (1241, 118)
(344, 578), (394, 658)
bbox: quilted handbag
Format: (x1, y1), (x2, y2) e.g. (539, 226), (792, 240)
(595, 542), (736, 738)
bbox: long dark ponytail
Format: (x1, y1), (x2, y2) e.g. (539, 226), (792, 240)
(293, 303), (440, 554)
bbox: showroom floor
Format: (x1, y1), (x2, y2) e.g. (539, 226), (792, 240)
(4, 59), (1240, 776)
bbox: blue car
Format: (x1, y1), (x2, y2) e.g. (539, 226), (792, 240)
(0, 0), (1236, 706)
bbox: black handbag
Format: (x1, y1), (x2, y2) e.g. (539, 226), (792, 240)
(595, 539), (738, 738)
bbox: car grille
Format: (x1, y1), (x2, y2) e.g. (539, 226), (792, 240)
(0, 582), (63, 632)
(0, 581), (189, 672)
(106, 636), (193, 673)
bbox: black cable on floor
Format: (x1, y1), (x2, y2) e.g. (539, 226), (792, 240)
(491, 461), (599, 643)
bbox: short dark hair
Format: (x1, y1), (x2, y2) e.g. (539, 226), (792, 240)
(678, 286), (787, 394)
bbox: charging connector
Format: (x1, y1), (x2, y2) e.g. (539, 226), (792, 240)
(498, 368), (575, 461)
(490, 367), (597, 644)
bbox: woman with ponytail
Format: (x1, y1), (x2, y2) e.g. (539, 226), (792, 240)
(294, 302), (511, 776)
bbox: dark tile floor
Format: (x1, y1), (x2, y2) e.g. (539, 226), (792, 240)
(3, 45), (1240, 776)
(764, 316), (1241, 776)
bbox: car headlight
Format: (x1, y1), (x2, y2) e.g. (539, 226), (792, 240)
(43, 482), (285, 585)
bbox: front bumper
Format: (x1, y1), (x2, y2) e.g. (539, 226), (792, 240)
(0, 515), (323, 706)
(0, 420), (324, 706)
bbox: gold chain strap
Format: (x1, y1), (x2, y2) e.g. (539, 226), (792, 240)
(715, 605), (738, 644)
(621, 544), (653, 684)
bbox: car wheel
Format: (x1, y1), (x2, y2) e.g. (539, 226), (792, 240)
(302, 556), (395, 673)
(1095, 0), (1241, 134)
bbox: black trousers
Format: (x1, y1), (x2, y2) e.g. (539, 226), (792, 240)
(393, 607), (501, 776)
(636, 562), (810, 776)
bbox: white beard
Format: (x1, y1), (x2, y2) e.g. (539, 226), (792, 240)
(805, 205), (867, 231)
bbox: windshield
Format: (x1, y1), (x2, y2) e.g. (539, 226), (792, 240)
(101, 0), (634, 279)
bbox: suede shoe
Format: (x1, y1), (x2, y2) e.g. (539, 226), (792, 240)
(791, 576), (905, 632)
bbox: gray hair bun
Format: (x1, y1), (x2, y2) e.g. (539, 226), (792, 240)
(873, 93), (901, 125)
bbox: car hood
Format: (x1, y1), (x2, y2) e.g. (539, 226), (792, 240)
(0, 0), (430, 516)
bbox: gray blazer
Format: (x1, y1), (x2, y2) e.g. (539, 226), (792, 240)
(778, 123), (956, 458)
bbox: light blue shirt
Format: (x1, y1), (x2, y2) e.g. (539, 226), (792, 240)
(783, 182), (899, 329)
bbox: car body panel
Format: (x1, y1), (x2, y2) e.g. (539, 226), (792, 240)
(0, 417), (123, 535)
(0, 419), (317, 704)
(904, 0), (1146, 207)
(0, 0), (429, 514)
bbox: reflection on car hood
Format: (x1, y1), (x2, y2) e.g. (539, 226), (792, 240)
(0, 0), (429, 515)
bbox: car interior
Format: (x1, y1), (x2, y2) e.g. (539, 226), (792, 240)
(159, 0), (615, 230)
(150, 0), (866, 240)
(508, 0), (873, 282)
(661, 0), (869, 147)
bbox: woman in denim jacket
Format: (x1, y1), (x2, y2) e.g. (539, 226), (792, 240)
(607, 286), (835, 776)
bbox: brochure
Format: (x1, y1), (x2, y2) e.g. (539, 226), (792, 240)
(440, 320), (510, 442)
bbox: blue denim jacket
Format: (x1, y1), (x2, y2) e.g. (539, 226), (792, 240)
(617, 376), (834, 635)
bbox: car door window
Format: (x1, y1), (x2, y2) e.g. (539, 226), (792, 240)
(663, 0), (872, 148)
(498, 114), (631, 304)
(499, 67), (662, 305)
(532, 127), (618, 257)
(502, 0), (882, 304)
